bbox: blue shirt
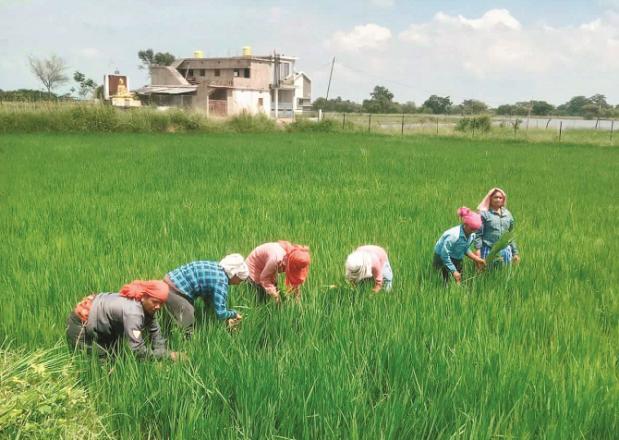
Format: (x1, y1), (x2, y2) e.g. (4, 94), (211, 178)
(167, 261), (237, 320)
(474, 208), (518, 255)
(434, 225), (476, 273)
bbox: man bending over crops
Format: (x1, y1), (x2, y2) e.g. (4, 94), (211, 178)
(245, 241), (311, 303)
(345, 245), (393, 292)
(433, 207), (486, 284)
(164, 254), (248, 334)
(66, 280), (181, 361)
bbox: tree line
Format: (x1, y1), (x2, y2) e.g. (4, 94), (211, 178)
(313, 86), (619, 118)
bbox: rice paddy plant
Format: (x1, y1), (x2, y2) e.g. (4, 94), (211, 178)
(1, 132), (617, 438)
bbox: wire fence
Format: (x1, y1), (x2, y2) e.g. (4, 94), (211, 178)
(295, 111), (617, 146)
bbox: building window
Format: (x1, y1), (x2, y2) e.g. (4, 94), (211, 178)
(233, 69), (240, 77)
(214, 69), (220, 77)
(258, 98), (263, 107)
(199, 69), (205, 76)
(244, 68), (250, 78)
(188, 69), (194, 77)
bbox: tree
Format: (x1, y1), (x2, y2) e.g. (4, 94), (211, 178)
(530, 100), (555, 116)
(73, 71), (97, 100)
(313, 96), (361, 113)
(460, 99), (488, 115)
(138, 49), (176, 70)
(362, 85), (398, 113)
(28, 55), (69, 98)
(422, 95), (452, 114)
(495, 104), (515, 115)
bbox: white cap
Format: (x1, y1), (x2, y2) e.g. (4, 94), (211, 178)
(219, 254), (249, 280)
(345, 251), (373, 282)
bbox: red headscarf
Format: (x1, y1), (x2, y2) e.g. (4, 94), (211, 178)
(120, 280), (169, 302)
(279, 241), (311, 288)
(457, 207), (482, 230)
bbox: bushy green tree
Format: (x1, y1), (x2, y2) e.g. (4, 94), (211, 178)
(138, 49), (176, 69)
(460, 99), (488, 115)
(421, 95), (452, 114)
(362, 85), (398, 113)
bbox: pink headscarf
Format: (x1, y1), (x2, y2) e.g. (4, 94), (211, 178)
(120, 280), (169, 302)
(477, 187), (507, 212)
(457, 207), (482, 230)
(278, 241), (311, 288)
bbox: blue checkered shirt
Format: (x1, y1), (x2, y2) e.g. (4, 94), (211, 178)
(167, 261), (237, 320)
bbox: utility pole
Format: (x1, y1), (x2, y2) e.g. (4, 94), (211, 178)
(325, 57), (335, 101)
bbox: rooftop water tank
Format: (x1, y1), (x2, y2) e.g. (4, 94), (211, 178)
(242, 46), (252, 57)
(193, 50), (204, 58)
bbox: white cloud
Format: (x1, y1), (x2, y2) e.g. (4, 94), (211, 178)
(370, 0), (394, 7)
(79, 48), (101, 58)
(326, 23), (392, 51)
(398, 9), (619, 79)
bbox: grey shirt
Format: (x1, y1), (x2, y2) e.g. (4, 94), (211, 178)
(86, 293), (169, 360)
(474, 208), (519, 255)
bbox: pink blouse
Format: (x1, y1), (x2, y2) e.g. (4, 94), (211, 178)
(356, 245), (388, 291)
(245, 242), (286, 295)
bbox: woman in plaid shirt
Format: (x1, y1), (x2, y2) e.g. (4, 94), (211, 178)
(163, 254), (249, 334)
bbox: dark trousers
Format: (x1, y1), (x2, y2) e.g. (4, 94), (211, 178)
(65, 312), (110, 358)
(433, 254), (463, 283)
(165, 290), (196, 335)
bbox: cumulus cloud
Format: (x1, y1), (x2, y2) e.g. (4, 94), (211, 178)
(327, 23), (392, 51)
(370, 0), (394, 7)
(398, 9), (619, 78)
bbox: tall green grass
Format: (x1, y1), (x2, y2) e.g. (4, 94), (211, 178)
(1, 133), (618, 437)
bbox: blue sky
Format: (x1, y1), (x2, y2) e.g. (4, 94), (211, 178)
(1, 0), (618, 106)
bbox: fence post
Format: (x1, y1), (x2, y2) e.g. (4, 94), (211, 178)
(401, 114), (404, 135)
(368, 114), (372, 133)
(611, 120), (615, 143)
(558, 121), (562, 142)
(436, 117), (439, 135)
(343, 112), (346, 129)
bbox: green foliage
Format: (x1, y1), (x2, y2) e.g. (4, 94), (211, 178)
(422, 95), (452, 114)
(138, 49), (176, 69)
(2, 133), (618, 438)
(460, 99), (488, 115)
(0, 345), (106, 438)
(312, 96), (361, 113)
(484, 231), (515, 264)
(227, 112), (277, 133)
(73, 71), (98, 100)
(0, 89), (60, 101)
(286, 118), (340, 132)
(362, 85), (400, 113)
(455, 115), (492, 134)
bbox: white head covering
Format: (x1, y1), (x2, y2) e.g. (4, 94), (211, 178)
(219, 254), (249, 280)
(345, 251), (373, 282)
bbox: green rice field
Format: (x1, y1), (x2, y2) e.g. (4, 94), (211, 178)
(1, 132), (618, 438)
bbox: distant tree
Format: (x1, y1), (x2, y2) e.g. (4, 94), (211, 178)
(28, 55), (69, 98)
(460, 99), (488, 115)
(421, 95), (452, 114)
(559, 96), (591, 116)
(138, 49), (176, 70)
(362, 85), (398, 113)
(400, 101), (417, 114)
(73, 71), (98, 100)
(530, 100), (555, 116)
(495, 104), (515, 115)
(313, 96), (361, 112)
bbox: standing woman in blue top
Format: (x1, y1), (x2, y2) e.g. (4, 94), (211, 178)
(474, 187), (520, 267)
(433, 207), (486, 284)
(163, 254), (249, 334)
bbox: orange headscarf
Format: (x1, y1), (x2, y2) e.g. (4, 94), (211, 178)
(119, 280), (169, 302)
(279, 241), (311, 288)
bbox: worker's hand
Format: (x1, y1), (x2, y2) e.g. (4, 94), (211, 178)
(170, 352), (186, 362)
(452, 271), (462, 284)
(268, 291), (281, 304)
(513, 255), (520, 264)
(227, 314), (243, 330)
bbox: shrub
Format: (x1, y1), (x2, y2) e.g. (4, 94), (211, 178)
(287, 118), (339, 133)
(455, 115), (492, 134)
(227, 112), (277, 133)
(0, 345), (106, 438)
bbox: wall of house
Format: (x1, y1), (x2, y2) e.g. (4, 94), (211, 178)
(230, 89), (271, 115)
(178, 59), (272, 90)
(150, 66), (188, 85)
